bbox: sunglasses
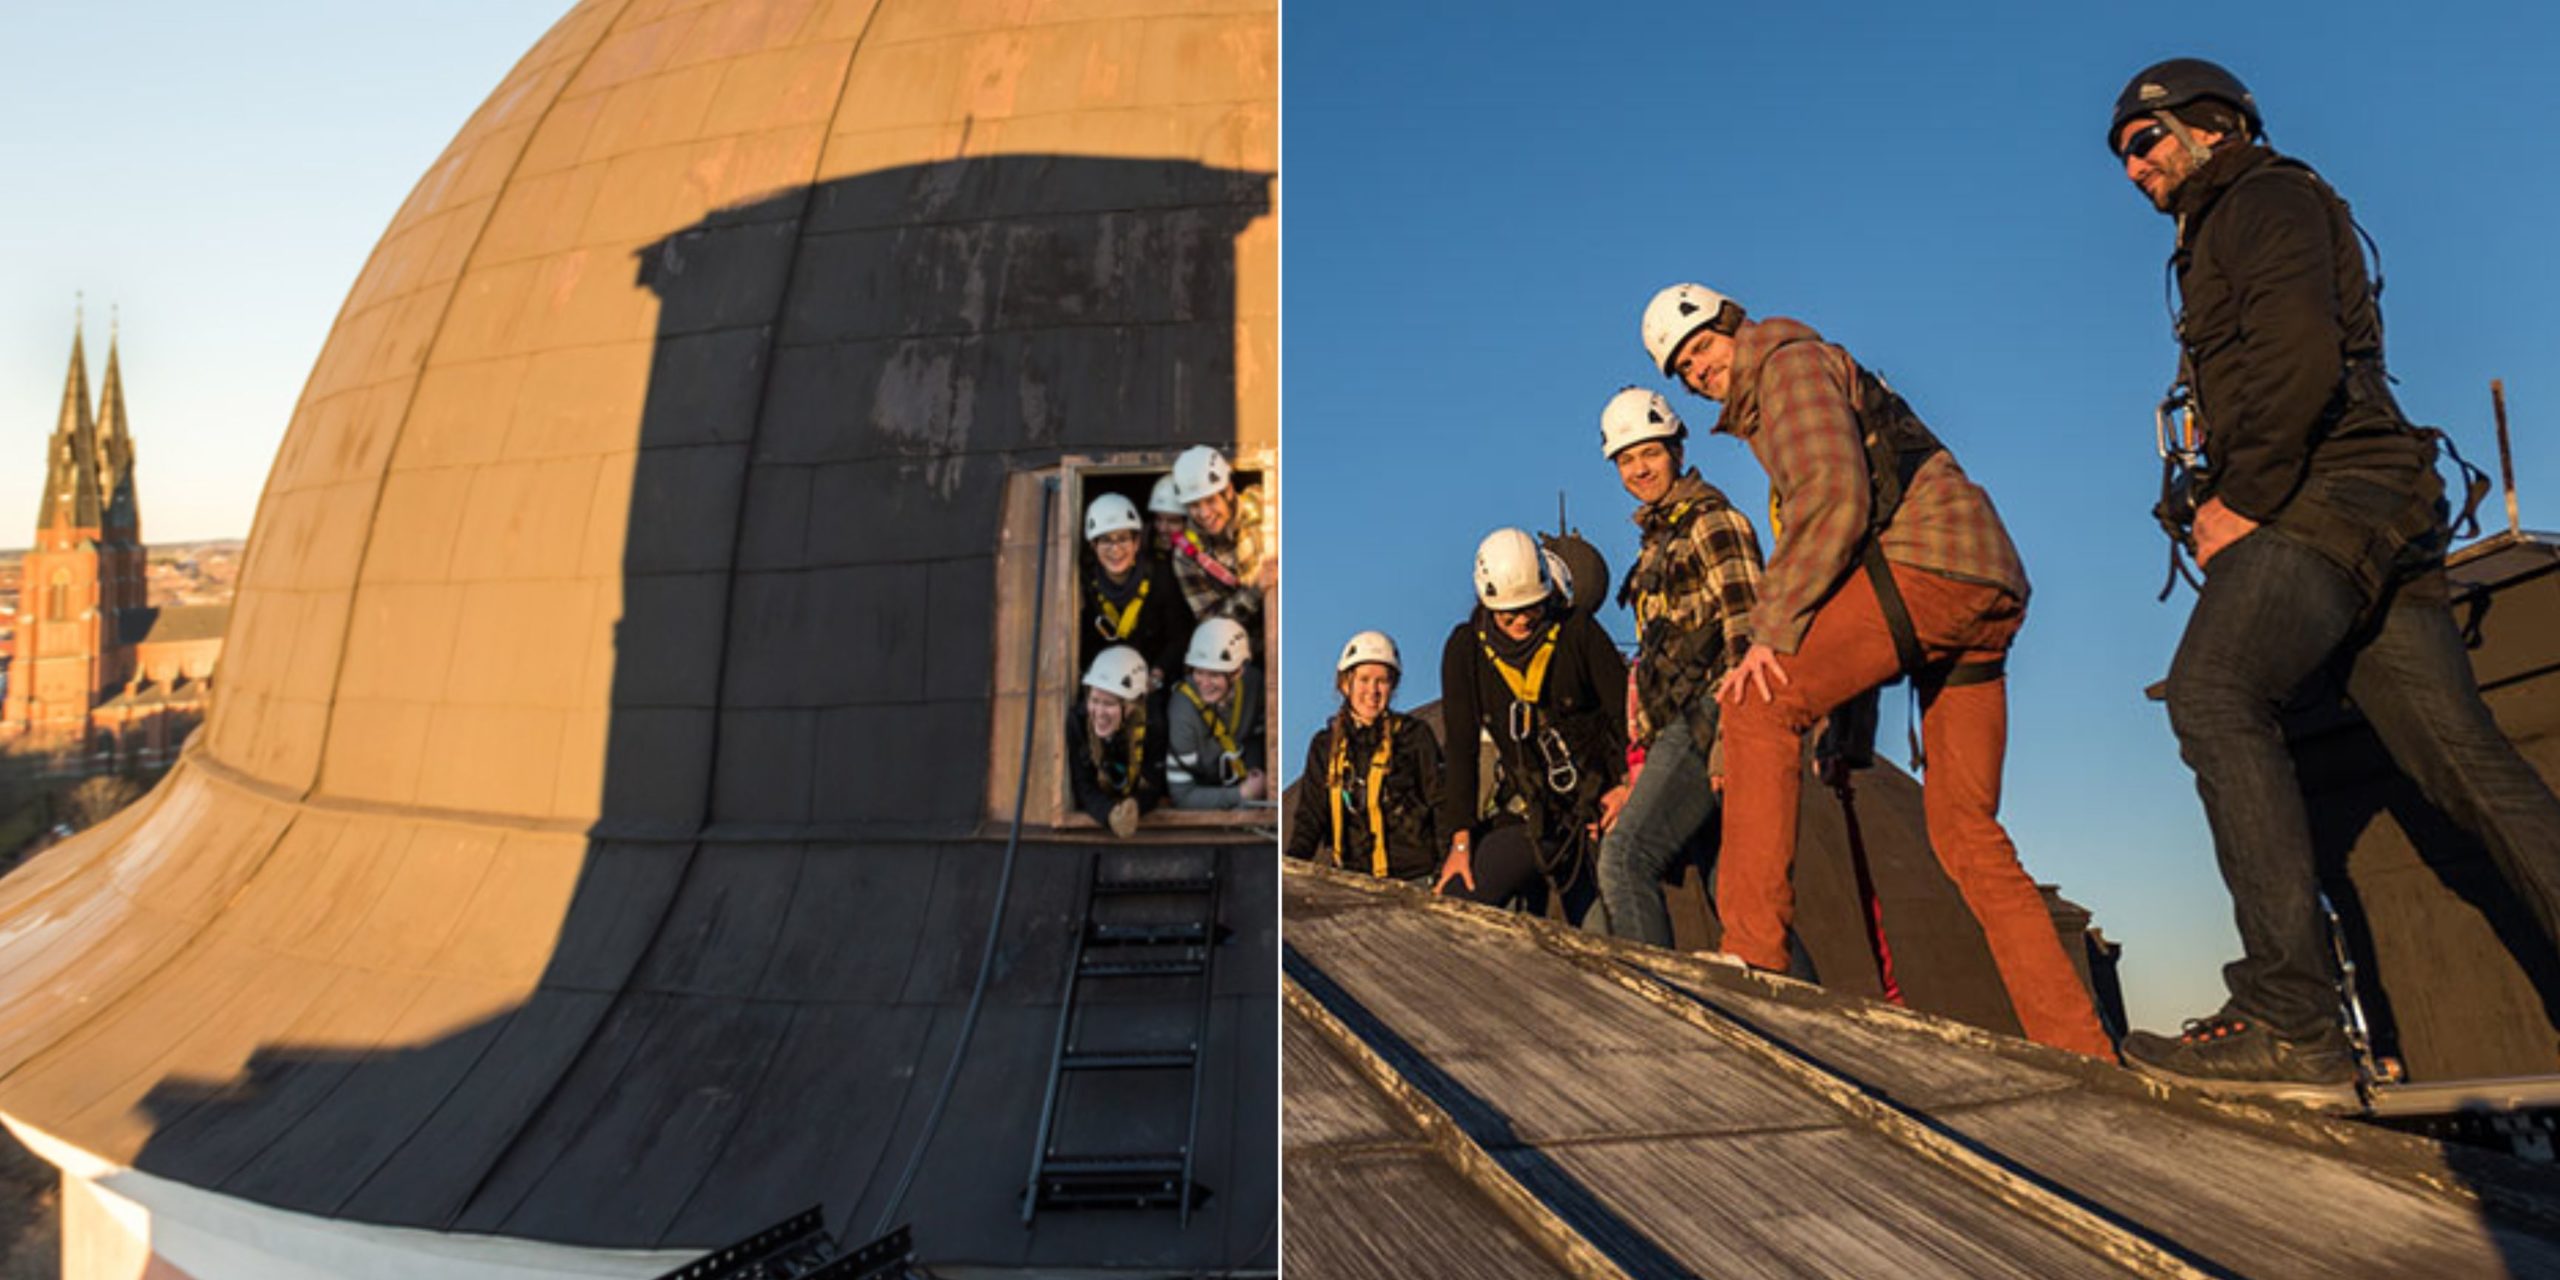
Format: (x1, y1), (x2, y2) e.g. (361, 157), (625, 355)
(2117, 121), (2172, 161)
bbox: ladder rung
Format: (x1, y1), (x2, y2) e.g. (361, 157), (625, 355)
(1093, 875), (1215, 896)
(1062, 1050), (1196, 1071)
(1040, 1153), (1187, 1176)
(1088, 921), (1210, 946)
(1079, 956), (1205, 978)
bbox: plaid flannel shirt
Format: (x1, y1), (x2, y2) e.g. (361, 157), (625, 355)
(1171, 485), (1267, 623)
(1713, 317), (2027, 654)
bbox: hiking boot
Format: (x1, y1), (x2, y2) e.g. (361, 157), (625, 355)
(2120, 1010), (2361, 1112)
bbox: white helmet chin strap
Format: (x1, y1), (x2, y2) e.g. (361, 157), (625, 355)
(2155, 109), (2215, 165)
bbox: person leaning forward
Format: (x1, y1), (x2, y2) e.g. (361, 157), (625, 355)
(1593, 387), (1763, 948)
(1641, 281), (2117, 1061)
(2106, 58), (2560, 1108)
(1435, 528), (1630, 924)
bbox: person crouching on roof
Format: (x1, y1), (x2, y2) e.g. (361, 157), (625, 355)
(1436, 528), (1630, 924)
(1168, 618), (1269, 809)
(1148, 473), (1191, 561)
(1286, 631), (1444, 882)
(1080, 491), (1195, 686)
(1072, 645), (1167, 838)
(1644, 281), (2115, 1060)
(1166, 445), (1271, 639)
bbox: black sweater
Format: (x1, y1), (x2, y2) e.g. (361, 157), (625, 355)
(2168, 143), (2429, 523)
(1078, 554), (1197, 682)
(1285, 709), (1444, 878)
(1436, 606), (1628, 841)
(1066, 699), (1168, 826)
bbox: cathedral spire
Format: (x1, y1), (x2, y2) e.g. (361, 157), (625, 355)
(35, 311), (102, 535)
(97, 314), (140, 540)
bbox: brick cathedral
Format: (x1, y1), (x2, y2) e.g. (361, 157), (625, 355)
(0, 318), (223, 769)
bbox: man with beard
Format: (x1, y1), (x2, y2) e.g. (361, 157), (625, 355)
(1643, 281), (2115, 1060)
(1593, 387), (1762, 947)
(2107, 58), (2560, 1106)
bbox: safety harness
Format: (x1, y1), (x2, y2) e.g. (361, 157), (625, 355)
(1092, 722), (1146, 798)
(1177, 681), (1245, 786)
(1812, 356), (2006, 769)
(1090, 574), (1151, 641)
(2152, 156), (2490, 608)
(1326, 714), (1397, 877)
(1172, 530), (1240, 588)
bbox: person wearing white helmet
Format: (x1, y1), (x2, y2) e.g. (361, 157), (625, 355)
(1434, 528), (1629, 921)
(1645, 281), (2114, 1061)
(1071, 645), (1166, 837)
(1165, 444), (1272, 635)
(1167, 617), (1268, 809)
(1285, 631), (1445, 881)
(1080, 490), (1196, 682)
(1147, 473), (1191, 559)
(1592, 387), (1766, 948)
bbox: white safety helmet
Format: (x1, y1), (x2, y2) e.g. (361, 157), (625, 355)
(1474, 528), (1553, 611)
(1641, 282), (1742, 376)
(1600, 386), (1686, 459)
(1336, 630), (1402, 676)
(1170, 445), (1235, 505)
(1083, 492), (1143, 541)
(1083, 645), (1150, 700)
(1185, 617), (1252, 673)
(1148, 473), (1188, 517)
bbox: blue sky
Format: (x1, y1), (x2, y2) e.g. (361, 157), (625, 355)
(1280, 1), (2560, 1031)
(0, 3), (568, 543)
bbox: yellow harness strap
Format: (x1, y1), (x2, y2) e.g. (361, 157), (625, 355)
(1326, 716), (1398, 877)
(1093, 574), (1151, 640)
(1097, 722), (1147, 797)
(1475, 624), (1561, 708)
(1179, 681), (1243, 774)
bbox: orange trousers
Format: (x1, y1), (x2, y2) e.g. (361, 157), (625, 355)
(1721, 564), (2116, 1060)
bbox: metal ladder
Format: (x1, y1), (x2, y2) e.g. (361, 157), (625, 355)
(1022, 847), (1224, 1223)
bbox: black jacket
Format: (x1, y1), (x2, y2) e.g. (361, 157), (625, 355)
(1437, 605), (1628, 842)
(2170, 143), (2430, 525)
(1067, 699), (1167, 826)
(1285, 709), (1444, 878)
(1078, 554), (1196, 681)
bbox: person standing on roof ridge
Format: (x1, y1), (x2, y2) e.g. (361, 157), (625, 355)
(1593, 386), (1763, 948)
(2105, 58), (2560, 1107)
(1285, 630), (1446, 881)
(1644, 280), (2116, 1060)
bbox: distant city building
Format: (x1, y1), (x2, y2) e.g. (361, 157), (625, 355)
(0, 318), (223, 770)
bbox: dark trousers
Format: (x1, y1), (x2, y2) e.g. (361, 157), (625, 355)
(1447, 818), (1601, 926)
(2167, 516), (2560, 1037)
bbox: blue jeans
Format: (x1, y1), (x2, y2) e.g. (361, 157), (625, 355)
(2166, 499), (2560, 1037)
(1598, 710), (1721, 948)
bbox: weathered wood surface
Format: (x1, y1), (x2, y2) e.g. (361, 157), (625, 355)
(1284, 864), (2560, 1278)
(1284, 1006), (1573, 1278)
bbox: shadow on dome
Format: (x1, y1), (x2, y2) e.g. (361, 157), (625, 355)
(122, 153), (1277, 1273)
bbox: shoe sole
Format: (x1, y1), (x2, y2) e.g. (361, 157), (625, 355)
(2126, 1059), (2362, 1113)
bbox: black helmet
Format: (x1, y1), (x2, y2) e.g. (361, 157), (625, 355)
(2108, 58), (2261, 153)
